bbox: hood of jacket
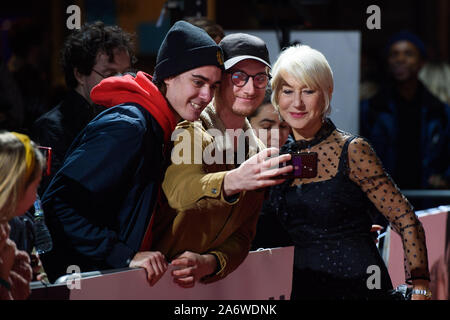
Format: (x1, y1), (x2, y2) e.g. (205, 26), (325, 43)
(90, 71), (177, 142)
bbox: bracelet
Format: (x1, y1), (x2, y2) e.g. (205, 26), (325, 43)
(411, 288), (432, 299)
(0, 277), (11, 291)
(212, 253), (222, 273)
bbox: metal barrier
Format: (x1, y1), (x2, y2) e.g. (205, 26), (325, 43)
(29, 246), (294, 300)
(402, 190), (450, 199)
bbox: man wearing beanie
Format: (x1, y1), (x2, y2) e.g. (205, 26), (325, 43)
(151, 33), (293, 287)
(360, 31), (450, 213)
(39, 21), (224, 284)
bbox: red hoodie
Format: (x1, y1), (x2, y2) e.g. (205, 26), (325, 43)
(90, 71), (178, 142)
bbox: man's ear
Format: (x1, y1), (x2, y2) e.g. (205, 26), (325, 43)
(74, 68), (85, 86)
(164, 77), (173, 87)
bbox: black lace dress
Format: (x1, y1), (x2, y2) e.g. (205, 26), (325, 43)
(270, 119), (430, 300)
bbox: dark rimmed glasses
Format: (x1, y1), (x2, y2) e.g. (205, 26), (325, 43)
(227, 70), (270, 89)
(92, 69), (109, 79)
(92, 69), (136, 79)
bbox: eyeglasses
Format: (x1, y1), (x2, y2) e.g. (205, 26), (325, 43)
(227, 70), (270, 89)
(92, 69), (110, 79)
(92, 69), (109, 78)
(92, 69), (136, 79)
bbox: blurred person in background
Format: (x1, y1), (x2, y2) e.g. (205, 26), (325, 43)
(360, 31), (450, 211)
(0, 131), (44, 299)
(32, 21), (136, 193)
(184, 17), (225, 44)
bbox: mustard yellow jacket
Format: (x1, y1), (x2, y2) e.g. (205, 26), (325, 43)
(151, 104), (266, 283)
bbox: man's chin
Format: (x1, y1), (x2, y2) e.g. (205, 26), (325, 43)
(390, 71), (415, 83)
(232, 106), (257, 117)
(184, 114), (201, 122)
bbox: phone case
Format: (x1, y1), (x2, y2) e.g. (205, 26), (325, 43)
(282, 152), (318, 179)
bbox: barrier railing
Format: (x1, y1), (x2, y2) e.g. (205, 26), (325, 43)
(29, 204), (449, 300)
(29, 246), (294, 300)
(402, 190), (450, 199)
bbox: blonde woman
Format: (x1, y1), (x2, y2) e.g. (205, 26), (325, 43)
(0, 131), (44, 299)
(269, 45), (431, 300)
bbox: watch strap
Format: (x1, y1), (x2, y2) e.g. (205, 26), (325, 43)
(411, 288), (432, 298)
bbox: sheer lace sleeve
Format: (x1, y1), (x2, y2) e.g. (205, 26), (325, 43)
(347, 137), (430, 282)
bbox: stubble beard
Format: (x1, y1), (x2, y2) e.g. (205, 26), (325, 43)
(231, 103), (258, 117)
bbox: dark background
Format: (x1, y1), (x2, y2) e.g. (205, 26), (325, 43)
(0, 0), (448, 106)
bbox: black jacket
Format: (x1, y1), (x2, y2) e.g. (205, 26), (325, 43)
(360, 82), (450, 189)
(31, 90), (105, 192)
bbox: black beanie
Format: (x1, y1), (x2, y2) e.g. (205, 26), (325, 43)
(153, 21), (224, 83)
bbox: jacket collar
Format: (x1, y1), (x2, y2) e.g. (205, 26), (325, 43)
(90, 72), (177, 142)
(60, 90), (105, 131)
(200, 102), (263, 158)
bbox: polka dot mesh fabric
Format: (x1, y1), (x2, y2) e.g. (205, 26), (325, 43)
(270, 118), (429, 297)
(347, 137), (429, 281)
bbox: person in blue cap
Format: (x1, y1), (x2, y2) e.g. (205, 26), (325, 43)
(360, 31), (450, 212)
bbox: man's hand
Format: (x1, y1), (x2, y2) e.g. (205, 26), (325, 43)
(0, 222), (10, 245)
(30, 253), (46, 281)
(0, 240), (32, 300)
(8, 271), (30, 300)
(171, 251), (217, 288)
(370, 224), (384, 244)
(129, 251), (168, 286)
(0, 238), (16, 281)
(224, 147), (293, 197)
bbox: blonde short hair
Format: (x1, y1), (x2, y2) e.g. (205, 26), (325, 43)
(271, 44), (334, 117)
(0, 131), (44, 222)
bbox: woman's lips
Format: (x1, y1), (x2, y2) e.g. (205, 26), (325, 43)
(290, 112), (307, 119)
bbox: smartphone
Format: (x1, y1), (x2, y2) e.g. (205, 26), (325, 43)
(37, 146), (52, 177)
(281, 152), (318, 179)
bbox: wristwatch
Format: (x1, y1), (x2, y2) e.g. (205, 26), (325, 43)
(411, 288), (432, 299)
